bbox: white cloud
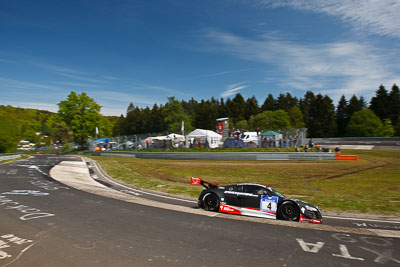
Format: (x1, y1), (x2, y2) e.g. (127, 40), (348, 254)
(221, 82), (248, 98)
(205, 30), (399, 101)
(256, 0), (400, 38)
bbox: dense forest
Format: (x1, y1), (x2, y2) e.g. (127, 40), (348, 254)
(0, 84), (399, 152)
(113, 84), (400, 138)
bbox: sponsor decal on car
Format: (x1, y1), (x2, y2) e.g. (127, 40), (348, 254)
(190, 177), (201, 185)
(219, 204), (241, 215)
(223, 191), (258, 197)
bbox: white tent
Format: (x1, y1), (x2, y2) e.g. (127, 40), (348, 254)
(167, 133), (185, 143)
(186, 129), (222, 148)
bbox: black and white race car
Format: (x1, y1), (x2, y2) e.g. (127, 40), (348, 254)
(191, 177), (322, 224)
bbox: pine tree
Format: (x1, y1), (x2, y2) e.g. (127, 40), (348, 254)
(228, 93), (246, 124)
(245, 96), (259, 120)
(389, 84), (400, 126)
(300, 91), (316, 135)
(370, 85), (390, 121)
(150, 104), (165, 133)
(336, 95), (348, 137)
(305, 94), (336, 137)
(218, 98), (229, 118)
(276, 93), (298, 111)
(348, 95), (364, 117)
(261, 93), (276, 111)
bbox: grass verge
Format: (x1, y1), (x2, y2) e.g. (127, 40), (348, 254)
(88, 149), (400, 216)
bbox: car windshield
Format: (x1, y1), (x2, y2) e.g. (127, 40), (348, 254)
(268, 187), (285, 198)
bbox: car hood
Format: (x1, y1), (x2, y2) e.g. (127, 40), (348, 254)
(290, 198), (322, 214)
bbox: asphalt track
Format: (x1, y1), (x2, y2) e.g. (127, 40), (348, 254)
(1, 155), (399, 266)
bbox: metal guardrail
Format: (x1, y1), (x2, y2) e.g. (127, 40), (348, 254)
(309, 137), (400, 145)
(0, 153), (24, 161)
(87, 151), (336, 161)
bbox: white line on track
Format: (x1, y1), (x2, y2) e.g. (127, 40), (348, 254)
(324, 215), (400, 224)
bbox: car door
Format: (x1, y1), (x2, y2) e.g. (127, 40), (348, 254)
(223, 185), (240, 206)
(237, 185), (260, 209)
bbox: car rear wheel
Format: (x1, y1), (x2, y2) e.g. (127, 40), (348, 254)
(202, 193), (220, 212)
(278, 201), (299, 221)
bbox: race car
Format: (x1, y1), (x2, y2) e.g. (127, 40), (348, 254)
(190, 177), (322, 224)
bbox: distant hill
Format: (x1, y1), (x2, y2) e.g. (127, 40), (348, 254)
(0, 105), (58, 152)
(0, 105), (116, 152)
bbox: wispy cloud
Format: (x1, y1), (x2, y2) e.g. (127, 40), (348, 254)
(205, 30), (399, 101)
(92, 90), (164, 106)
(0, 77), (65, 92)
(128, 83), (192, 99)
(256, 0), (400, 38)
(47, 81), (100, 88)
(34, 63), (104, 83)
(0, 58), (15, 64)
(176, 68), (251, 82)
(34, 63), (89, 75)
(221, 82), (248, 98)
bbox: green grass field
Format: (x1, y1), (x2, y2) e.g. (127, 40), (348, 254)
(89, 150), (400, 216)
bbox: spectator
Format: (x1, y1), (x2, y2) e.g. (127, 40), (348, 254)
(315, 144), (321, 152)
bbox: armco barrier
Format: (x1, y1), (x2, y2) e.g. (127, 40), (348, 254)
(0, 153), (24, 162)
(88, 151), (338, 161)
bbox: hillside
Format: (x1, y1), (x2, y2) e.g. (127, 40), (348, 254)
(0, 105), (117, 153)
(0, 105), (58, 152)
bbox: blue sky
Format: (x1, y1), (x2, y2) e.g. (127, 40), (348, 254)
(1, 0), (399, 116)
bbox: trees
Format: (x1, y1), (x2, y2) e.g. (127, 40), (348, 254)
(245, 96), (259, 120)
(261, 93), (276, 111)
(347, 109), (393, 137)
(103, 83), (400, 138)
(287, 106), (305, 128)
(370, 85), (390, 121)
(276, 93), (298, 111)
(0, 114), (18, 152)
(163, 97), (192, 133)
(235, 120), (249, 130)
(57, 91), (104, 146)
(348, 95), (366, 117)
(228, 93), (247, 124)
(388, 84), (400, 129)
(249, 110), (291, 130)
(336, 95), (348, 137)
(301, 93), (336, 137)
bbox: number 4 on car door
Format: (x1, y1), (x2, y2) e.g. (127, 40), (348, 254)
(260, 195), (278, 214)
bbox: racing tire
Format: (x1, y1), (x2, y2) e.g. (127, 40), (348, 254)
(278, 201), (299, 221)
(202, 193), (220, 212)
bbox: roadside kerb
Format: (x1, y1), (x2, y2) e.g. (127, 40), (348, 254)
(49, 159), (400, 238)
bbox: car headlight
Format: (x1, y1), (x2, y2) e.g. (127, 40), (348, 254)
(305, 205), (318, 212)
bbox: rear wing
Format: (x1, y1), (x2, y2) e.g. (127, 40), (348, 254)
(190, 177), (218, 189)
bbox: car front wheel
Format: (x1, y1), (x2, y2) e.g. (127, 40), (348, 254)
(202, 193), (220, 212)
(278, 201), (299, 221)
